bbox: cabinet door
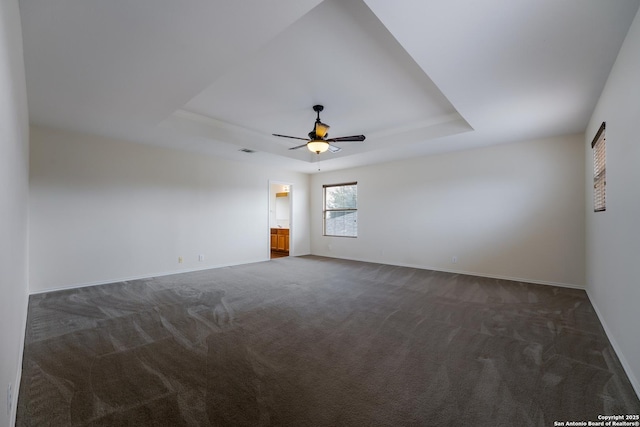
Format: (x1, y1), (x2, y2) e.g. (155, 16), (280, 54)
(277, 235), (286, 251)
(271, 233), (277, 250)
(284, 235), (290, 252)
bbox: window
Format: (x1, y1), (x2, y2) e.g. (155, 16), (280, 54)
(592, 122), (606, 212)
(323, 182), (357, 237)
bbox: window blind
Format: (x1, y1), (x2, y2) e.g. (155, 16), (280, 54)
(591, 122), (606, 212)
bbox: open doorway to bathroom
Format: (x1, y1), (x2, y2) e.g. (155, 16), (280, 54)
(269, 182), (292, 259)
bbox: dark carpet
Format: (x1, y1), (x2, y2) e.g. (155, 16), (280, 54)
(16, 256), (640, 426)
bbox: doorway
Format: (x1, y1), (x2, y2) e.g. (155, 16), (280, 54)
(269, 182), (292, 259)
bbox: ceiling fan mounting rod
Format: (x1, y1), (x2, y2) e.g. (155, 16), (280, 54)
(313, 104), (324, 121)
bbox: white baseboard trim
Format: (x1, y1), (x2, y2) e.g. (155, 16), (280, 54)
(586, 290), (640, 400)
(30, 254), (582, 295)
(11, 292), (29, 427)
(311, 254), (584, 290)
(410, 264), (584, 290)
(28, 258), (267, 295)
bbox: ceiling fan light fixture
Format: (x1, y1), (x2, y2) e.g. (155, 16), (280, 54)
(273, 105), (365, 155)
(307, 139), (329, 154)
(315, 122), (330, 138)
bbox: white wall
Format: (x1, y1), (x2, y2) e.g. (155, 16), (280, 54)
(311, 134), (586, 288)
(585, 6), (640, 396)
(29, 127), (310, 292)
(0, 0), (29, 424)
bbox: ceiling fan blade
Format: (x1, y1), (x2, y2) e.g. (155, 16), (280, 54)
(327, 144), (342, 153)
(272, 133), (309, 141)
(326, 135), (366, 142)
(288, 143), (308, 150)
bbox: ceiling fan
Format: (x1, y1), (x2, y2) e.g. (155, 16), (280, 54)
(272, 105), (366, 154)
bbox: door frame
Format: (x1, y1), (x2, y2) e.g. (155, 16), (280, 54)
(268, 180), (293, 258)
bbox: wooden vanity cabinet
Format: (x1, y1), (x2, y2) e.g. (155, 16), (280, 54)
(270, 228), (289, 252)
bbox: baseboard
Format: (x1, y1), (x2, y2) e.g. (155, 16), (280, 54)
(28, 258), (267, 295)
(586, 290), (640, 400)
(11, 293), (29, 427)
(423, 265), (585, 290)
(310, 254), (584, 290)
(34, 254), (583, 296)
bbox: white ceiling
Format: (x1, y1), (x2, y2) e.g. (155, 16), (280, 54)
(19, 0), (640, 173)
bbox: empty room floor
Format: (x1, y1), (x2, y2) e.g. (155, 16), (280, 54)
(16, 256), (640, 426)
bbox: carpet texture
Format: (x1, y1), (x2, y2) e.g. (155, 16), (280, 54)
(17, 256), (640, 426)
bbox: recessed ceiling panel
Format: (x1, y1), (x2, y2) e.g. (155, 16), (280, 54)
(179, 0), (469, 160)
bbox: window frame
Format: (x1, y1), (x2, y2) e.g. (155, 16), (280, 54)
(323, 182), (358, 238)
(591, 121), (606, 213)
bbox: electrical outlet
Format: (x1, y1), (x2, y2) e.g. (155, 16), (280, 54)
(452, 256), (458, 264)
(198, 254), (204, 262)
(7, 383), (12, 416)
(178, 256), (183, 264)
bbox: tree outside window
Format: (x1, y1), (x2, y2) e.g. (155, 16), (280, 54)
(323, 183), (357, 237)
